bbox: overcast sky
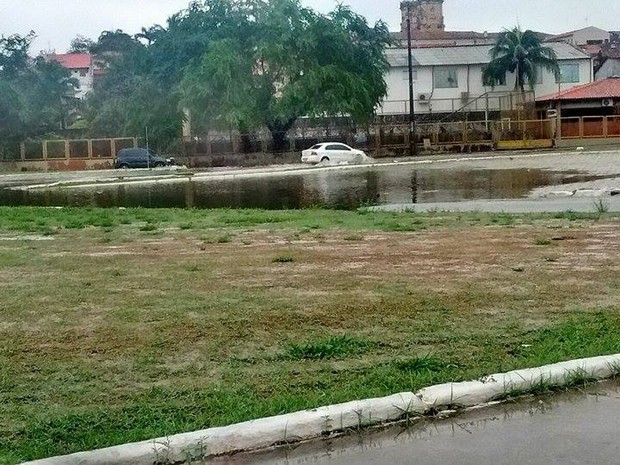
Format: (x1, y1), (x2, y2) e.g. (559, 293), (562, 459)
(1, 0), (619, 54)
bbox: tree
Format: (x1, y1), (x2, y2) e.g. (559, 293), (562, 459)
(180, 0), (391, 150)
(483, 27), (560, 94)
(17, 58), (78, 132)
(68, 35), (95, 54)
(0, 32), (34, 78)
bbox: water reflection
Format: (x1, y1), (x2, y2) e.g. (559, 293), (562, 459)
(0, 166), (608, 210)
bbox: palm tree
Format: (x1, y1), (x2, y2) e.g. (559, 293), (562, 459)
(483, 27), (560, 94)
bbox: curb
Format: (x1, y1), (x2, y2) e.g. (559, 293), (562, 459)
(23, 354), (620, 465)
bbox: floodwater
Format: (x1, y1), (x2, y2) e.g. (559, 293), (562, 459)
(206, 380), (620, 465)
(0, 164), (611, 210)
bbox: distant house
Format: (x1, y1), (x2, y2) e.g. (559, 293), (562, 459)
(48, 53), (94, 99)
(536, 77), (620, 117)
(597, 42), (620, 80)
(545, 26), (611, 48)
(536, 77), (620, 142)
(380, 42), (592, 116)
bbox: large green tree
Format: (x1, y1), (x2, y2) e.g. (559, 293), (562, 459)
(483, 27), (560, 93)
(0, 33), (78, 157)
(180, 0), (391, 150)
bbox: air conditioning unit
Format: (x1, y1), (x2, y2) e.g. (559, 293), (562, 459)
(546, 109), (558, 118)
(602, 98), (614, 107)
(418, 93), (430, 103)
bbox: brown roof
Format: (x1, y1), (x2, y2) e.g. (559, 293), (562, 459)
(537, 77), (620, 102)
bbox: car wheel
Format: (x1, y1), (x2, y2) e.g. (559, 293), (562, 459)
(118, 163), (130, 169)
(153, 162), (165, 168)
(320, 157), (330, 163)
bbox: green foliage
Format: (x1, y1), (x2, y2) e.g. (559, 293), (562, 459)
(179, 0), (391, 149)
(68, 35), (95, 54)
(0, 33), (78, 157)
(483, 27), (560, 92)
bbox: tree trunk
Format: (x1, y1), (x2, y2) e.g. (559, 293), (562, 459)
(267, 118), (296, 154)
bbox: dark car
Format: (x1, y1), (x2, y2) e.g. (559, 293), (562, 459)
(114, 148), (172, 169)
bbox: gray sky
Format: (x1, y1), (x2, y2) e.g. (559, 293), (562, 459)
(1, 0), (619, 54)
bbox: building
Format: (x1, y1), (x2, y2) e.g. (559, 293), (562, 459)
(48, 53), (94, 99)
(394, 0), (498, 47)
(536, 78), (620, 144)
(545, 26), (611, 48)
(596, 42), (620, 80)
(380, 42), (592, 116)
(545, 27), (612, 70)
(536, 77), (620, 117)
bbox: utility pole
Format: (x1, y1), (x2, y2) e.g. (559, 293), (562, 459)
(406, 14), (418, 156)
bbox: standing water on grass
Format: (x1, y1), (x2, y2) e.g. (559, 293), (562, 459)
(0, 165), (610, 210)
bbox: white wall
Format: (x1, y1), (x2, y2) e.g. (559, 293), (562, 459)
(380, 58), (592, 115)
(69, 67), (94, 99)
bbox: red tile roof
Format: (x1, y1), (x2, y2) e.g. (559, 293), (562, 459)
(49, 53), (92, 70)
(536, 77), (620, 101)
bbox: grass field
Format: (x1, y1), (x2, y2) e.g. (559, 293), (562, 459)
(1, 206), (620, 463)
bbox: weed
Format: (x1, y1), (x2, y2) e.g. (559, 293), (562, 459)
(273, 256), (294, 263)
(593, 198), (609, 214)
(140, 223), (158, 232)
(216, 234), (232, 243)
(534, 238), (552, 246)
(343, 234), (364, 241)
(284, 335), (370, 360)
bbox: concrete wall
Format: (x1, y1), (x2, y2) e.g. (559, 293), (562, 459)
(0, 158), (113, 172)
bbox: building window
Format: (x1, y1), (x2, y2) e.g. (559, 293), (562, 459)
(556, 63), (580, 83)
(434, 67), (458, 88)
(80, 70), (87, 77)
(535, 65), (543, 85)
(402, 69), (418, 81)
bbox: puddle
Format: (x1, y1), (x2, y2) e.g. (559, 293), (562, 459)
(0, 166), (612, 210)
(206, 380), (620, 465)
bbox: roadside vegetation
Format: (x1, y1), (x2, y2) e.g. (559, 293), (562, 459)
(1, 207), (620, 463)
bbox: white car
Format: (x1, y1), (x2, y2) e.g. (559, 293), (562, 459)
(301, 143), (369, 165)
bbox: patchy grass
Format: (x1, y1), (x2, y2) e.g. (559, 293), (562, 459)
(1, 207), (620, 463)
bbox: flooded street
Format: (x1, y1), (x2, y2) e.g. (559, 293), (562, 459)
(207, 381), (620, 465)
(1, 151), (620, 210)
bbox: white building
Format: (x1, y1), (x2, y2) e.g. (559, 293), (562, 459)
(49, 53), (94, 99)
(380, 42), (592, 115)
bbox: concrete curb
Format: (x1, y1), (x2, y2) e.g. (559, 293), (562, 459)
(23, 354), (620, 465)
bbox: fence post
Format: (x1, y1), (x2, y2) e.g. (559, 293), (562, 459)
(65, 140), (70, 159)
(88, 140), (93, 158)
(579, 117), (584, 138)
(111, 139), (116, 158)
(42, 141), (48, 160)
(603, 116), (608, 138)
(133, 137), (138, 148)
